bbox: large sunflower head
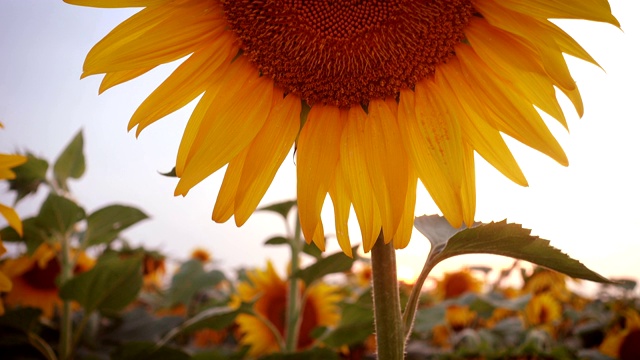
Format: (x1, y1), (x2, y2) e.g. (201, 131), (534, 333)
(600, 308), (640, 359)
(1, 243), (95, 318)
(232, 261), (341, 357)
(66, 0), (619, 254)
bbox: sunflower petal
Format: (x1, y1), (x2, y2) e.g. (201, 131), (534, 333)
(391, 165), (417, 249)
(489, 0), (620, 27)
(64, 0), (166, 8)
(297, 105), (344, 246)
(0, 203), (22, 236)
(175, 59), (273, 196)
(129, 33), (237, 135)
(340, 106), (381, 252)
(328, 166), (353, 257)
(234, 92), (300, 226)
(212, 148), (248, 223)
(99, 67), (155, 94)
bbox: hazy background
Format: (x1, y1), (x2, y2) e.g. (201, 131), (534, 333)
(1, 0), (638, 286)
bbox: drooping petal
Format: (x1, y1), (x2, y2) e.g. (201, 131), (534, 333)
(328, 166), (353, 257)
(340, 106), (381, 252)
(366, 99), (409, 243)
(99, 67), (154, 94)
(391, 164), (418, 249)
(175, 58), (274, 195)
(0, 203), (22, 236)
(398, 87), (465, 228)
(297, 105), (345, 247)
(0, 154), (27, 180)
(234, 92), (301, 226)
(212, 148), (248, 223)
(129, 32), (238, 135)
(83, 1), (226, 76)
(485, 0), (620, 27)
(456, 44), (568, 166)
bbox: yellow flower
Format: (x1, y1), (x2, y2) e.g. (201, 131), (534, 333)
(524, 293), (562, 335)
(522, 268), (570, 302)
(445, 305), (477, 332)
(600, 308), (640, 359)
(0, 145), (28, 315)
(0, 243), (95, 318)
(190, 247), (211, 263)
(66, 0), (618, 254)
(435, 268), (483, 300)
(232, 261), (341, 357)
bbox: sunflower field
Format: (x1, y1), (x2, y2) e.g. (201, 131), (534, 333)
(1, 133), (638, 360)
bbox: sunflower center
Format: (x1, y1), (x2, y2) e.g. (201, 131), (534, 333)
(223, 0), (473, 107)
(21, 258), (61, 291)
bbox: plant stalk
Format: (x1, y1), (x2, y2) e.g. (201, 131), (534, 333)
(371, 235), (404, 360)
(284, 214), (302, 352)
(58, 233), (74, 360)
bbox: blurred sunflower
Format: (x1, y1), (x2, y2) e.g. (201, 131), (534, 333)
(600, 308), (640, 360)
(232, 261), (341, 357)
(445, 305), (477, 332)
(1, 243), (95, 318)
(0, 143), (27, 315)
(522, 268), (570, 301)
(436, 268), (483, 300)
(524, 292), (562, 335)
(66, 0), (618, 254)
(190, 247), (212, 263)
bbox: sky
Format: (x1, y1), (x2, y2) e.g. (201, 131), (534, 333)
(1, 1), (639, 287)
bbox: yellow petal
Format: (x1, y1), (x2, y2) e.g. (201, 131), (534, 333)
(391, 165), (418, 249)
(398, 86), (464, 228)
(84, 1), (225, 76)
(234, 91), (301, 226)
(366, 99), (409, 243)
(129, 32), (237, 135)
(487, 0), (620, 27)
(340, 106), (381, 252)
(99, 67), (154, 94)
(0, 204), (22, 237)
(212, 148), (248, 223)
(175, 58), (274, 196)
(64, 0), (166, 8)
(328, 166), (353, 257)
(437, 58), (528, 186)
(297, 105), (345, 247)
(456, 44), (568, 166)
(474, 0), (577, 91)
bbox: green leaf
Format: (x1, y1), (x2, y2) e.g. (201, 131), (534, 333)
(0, 308), (42, 333)
(415, 215), (611, 283)
(294, 247), (358, 285)
(302, 241), (323, 259)
(83, 205), (148, 248)
(159, 167), (177, 177)
(53, 130), (85, 191)
(257, 200), (297, 220)
(7, 153), (48, 203)
(111, 342), (190, 360)
(0, 217), (49, 254)
(36, 194), (85, 236)
(167, 260), (226, 305)
(103, 308), (182, 343)
(264, 236), (289, 246)
(59, 254), (143, 313)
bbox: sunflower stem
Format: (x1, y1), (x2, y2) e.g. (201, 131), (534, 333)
(284, 213), (302, 352)
(371, 235), (405, 360)
(402, 255), (436, 341)
(58, 233), (73, 360)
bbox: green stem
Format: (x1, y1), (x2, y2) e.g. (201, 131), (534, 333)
(371, 235), (404, 360)
(402, 256), (436, 341)
(284, 214), (302, 352)
(58, 233), (74, 360)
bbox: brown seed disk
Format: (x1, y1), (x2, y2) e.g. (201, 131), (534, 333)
(223, 0), (473, 107)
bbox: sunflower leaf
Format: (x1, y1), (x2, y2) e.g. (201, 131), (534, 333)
(293, 246), (358, 285)
(257, 200), (297, 220)
(83, 204), (149, 248)
(264, 236), (290, 246)
(0, 217), (49, 254)
(53, 130), (85, 192)
(167, 260), (227, 306)
(59, 254), (143, 313)
(415, 215), (610, 283)
(7, 153), (49, 204)
(35, 194), (85, 237)
(111, 341), (190, 360)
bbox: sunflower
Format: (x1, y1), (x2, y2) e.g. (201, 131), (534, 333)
(524, 292), (562, 335)
(0, 143), (27, 315)
(1, 243), (95, 318)
(190, 247), (212, 263)
(435, 268), (483, 300)
(232, 261), (341, 357)
(66, 0), (618, 254)
(445, 304), (477, 332)
(522, 268), (570, 301)
(600, 308), (640, 359)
